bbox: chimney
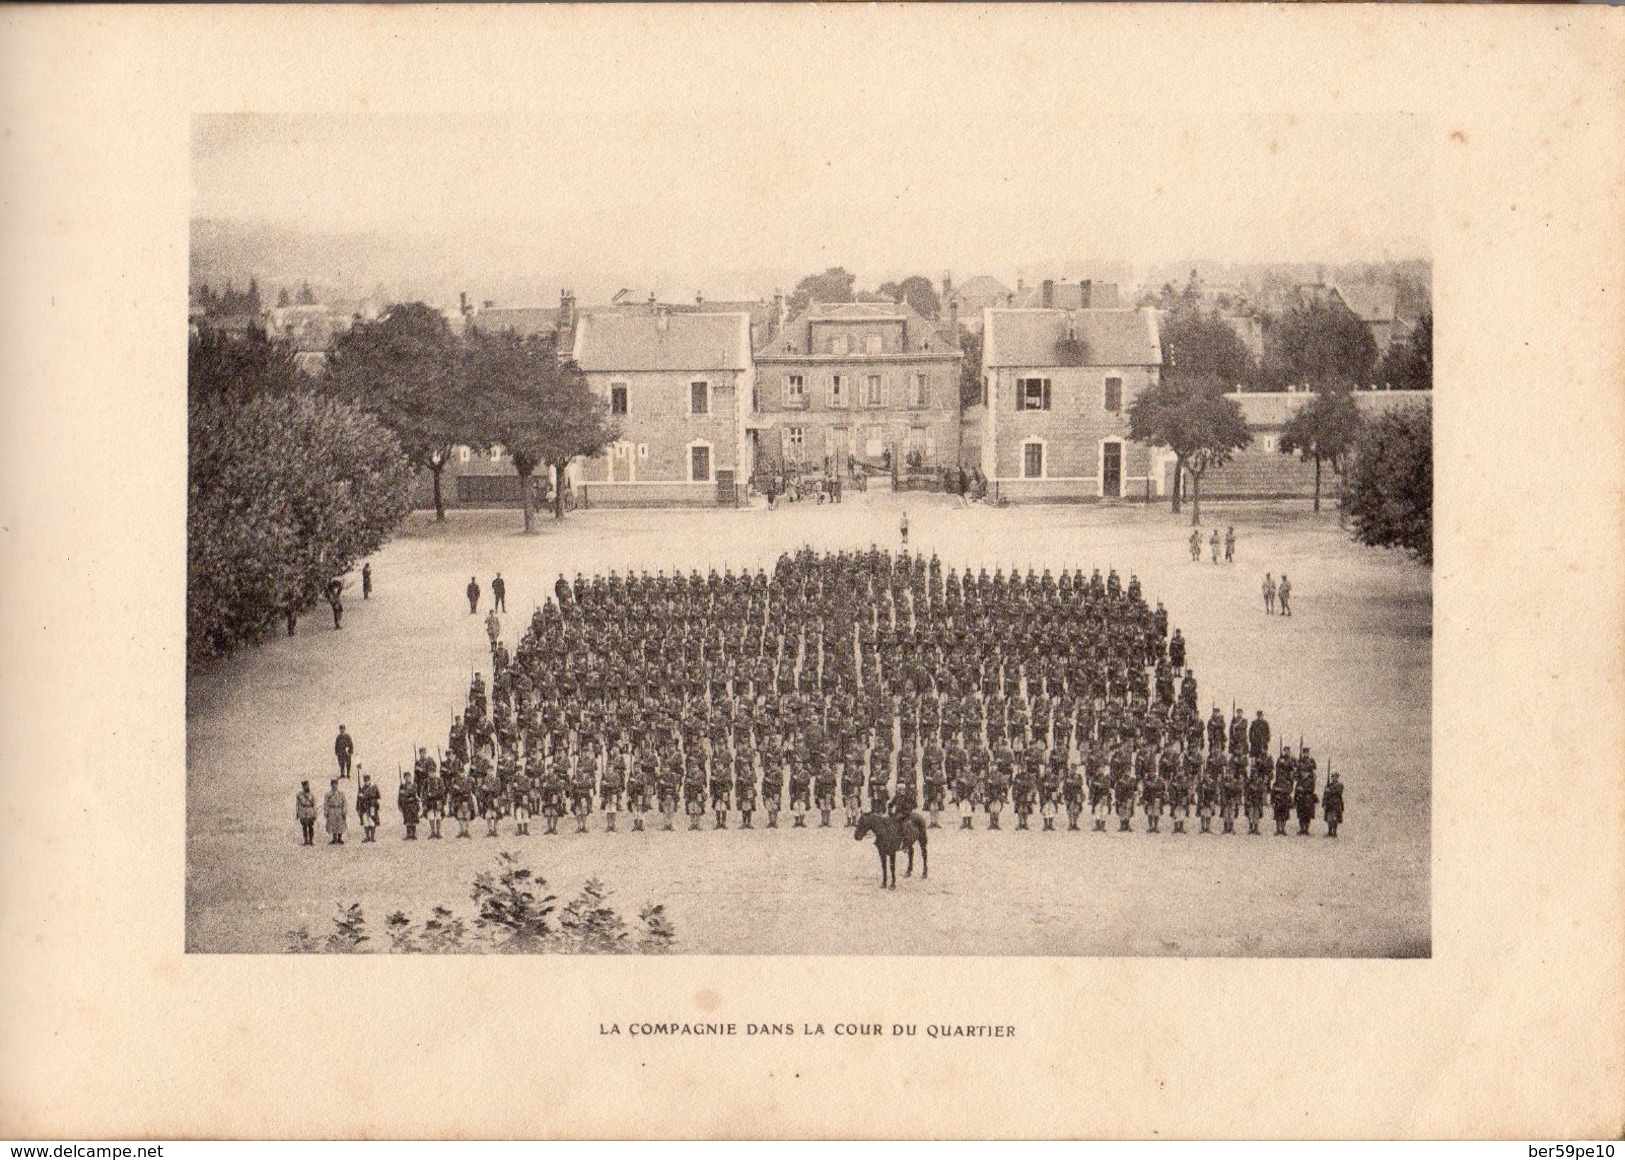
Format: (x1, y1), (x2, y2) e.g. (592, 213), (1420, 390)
(942, 271), (954, 303)
(1041, 279), (1054, 309)
(459, 291), (470, 317)
(1081, 279), (1093, 310)
(773, 289), (787, 331)
(1006, 292), (1015, 306)
(695, 291), (704, 306)
(648, 291), (658, 309)
(1017, 277), (1026, 293)
(559, 289), (576, 335)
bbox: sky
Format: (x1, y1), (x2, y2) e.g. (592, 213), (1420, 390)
(191, 16), (1429, 302)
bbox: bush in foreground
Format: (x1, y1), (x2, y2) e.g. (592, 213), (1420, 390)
(286, 853), (677, 954)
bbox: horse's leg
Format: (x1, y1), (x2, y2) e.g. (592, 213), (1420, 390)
(920, 833), (928, 879)
(877, 847), (888, 888)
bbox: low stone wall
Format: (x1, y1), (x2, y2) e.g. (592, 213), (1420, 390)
(577, 481), (738, 509)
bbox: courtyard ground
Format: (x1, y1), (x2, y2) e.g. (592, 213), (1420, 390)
(186, 490), (1430, 956)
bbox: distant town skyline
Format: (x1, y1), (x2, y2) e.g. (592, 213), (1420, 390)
(193, 106), (1428, 308)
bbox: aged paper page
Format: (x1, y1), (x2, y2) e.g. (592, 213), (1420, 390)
(1, 3), (1621, 1140)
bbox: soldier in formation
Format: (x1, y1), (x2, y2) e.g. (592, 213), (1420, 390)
(326, 548), (1340, 848)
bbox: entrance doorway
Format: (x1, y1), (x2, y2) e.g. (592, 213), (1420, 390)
(1101, 441), (1122, 498)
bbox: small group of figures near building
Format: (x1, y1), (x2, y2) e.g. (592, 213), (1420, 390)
(304, 548), (1345, 849)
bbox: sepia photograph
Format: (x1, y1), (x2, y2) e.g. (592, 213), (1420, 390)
(186, 108), (1432, 957)
(8, 3), (1621, 1142)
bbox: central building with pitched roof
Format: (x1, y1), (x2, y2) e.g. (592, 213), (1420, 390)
(749, 299), (964, 483)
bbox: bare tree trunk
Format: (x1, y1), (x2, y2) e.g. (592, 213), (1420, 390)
(1313, 454), (1322, 513)
(429, 462), (447, 522)
(1190, 471), (1203, 527)
(1171, 454), (1183, 514)
(552, 462), (566, 520)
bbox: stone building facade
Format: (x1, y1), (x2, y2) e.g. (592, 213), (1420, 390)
(979, 307), (1164, 503)
(571, 309), (754, 507)
(749, 300), (964, 479)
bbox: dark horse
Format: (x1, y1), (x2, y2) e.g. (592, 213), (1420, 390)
(854, 812), (929, 889)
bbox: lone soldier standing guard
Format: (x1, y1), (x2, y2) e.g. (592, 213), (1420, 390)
(466, 575), (481, 615)
(296, 781), (317, 846)
(900, 512), (909, 550)
(323, 778), (348, 845)
(334, 725), (354, 779)
(491, 572), (507, 613)
(361, 562), (372, 600)
(326, 578), (344, 629)
(1322, 771), (1345, 838)
(485, 609), (501, 649)
(1189, 529), (1202, 562)
(1262, 573), (1276, 615)
(1277, 574), (1293, 617)
(1224, 526), (1236, 563)
(397, 772), (419, 840)
(356, 772), (380, 842)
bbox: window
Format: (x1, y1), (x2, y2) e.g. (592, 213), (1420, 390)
(865, 334), (884, 354)
(458, 445), (472, 464)
(829, 374), (847, 408)
(690, 381), (709, 415)
(489, 444), (504, 461)
(1019, 377), (1052, 411)
(785, 375), (805, 407)
(690, 444), (711, 481)
(910, 373), (929, 407)
(610, 384), (628, 415)
(786, 426), (805, 458)
(1023, 441), (1044, 479)
(1103, 376), (1123, 413)
(829, 334), (849, 355)
(865, 374), (883, 407)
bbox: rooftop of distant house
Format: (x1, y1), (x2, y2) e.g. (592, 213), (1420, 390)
(573, 309), (753, 373)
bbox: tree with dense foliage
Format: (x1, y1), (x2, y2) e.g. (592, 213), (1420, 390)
(327, 302), (466, 520)
(788, 267), (857, 314)
(1127, 304), (1257, 519)
(1262, 297), (1379, 389)
(1342, 403), (1432, 566)
(1279, 388), (1365, 512)
(877, 275), (941, 320)
(1127, 372), (1251, 525)
(466, 330), (618, 531)
(958, 326), (983, 410)
(189, 330), (414, 661)
(1377, 309), (1432, 391)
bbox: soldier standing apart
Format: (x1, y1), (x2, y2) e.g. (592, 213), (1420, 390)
(334, 725), (354, 779)
(295, 781), (318, 846)
(1224, 526), (1236, 563)
(900, 512), (910, 551)
(491, 572), (507, 612)
(485, 608), (501, 648)
(1278, 574), (1293, 617)
(1263, 573), (1276, 615)
(323, 778), (348, 845)
(466, 576), (481, 615)
(1209, 529), (1221, 564)
(361, 562), (373, 600)
(356, 772), (381, 842)
(1322, 771), (1345, 838)
(1188, 529), (1202, 563)
(326, 578), (344, 629)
